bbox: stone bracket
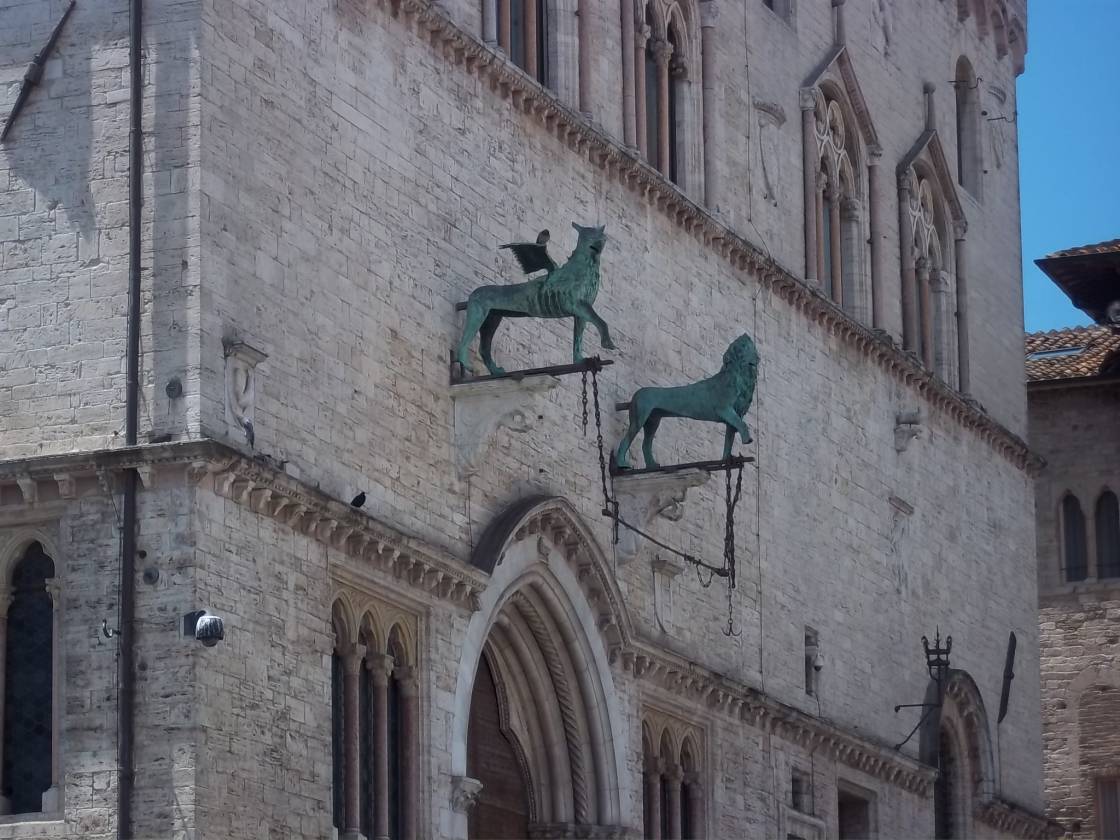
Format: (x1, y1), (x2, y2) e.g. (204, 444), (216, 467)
(611, 468), (709, 564)
(450, 376), (560, 478)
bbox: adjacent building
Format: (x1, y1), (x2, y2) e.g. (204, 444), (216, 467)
(0, 0), (1050, 837)
(1030, 241), (1120, 840)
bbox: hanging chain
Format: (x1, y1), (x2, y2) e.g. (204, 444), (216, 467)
(722, 462), (745, 637)
(580, 370), (590, 436)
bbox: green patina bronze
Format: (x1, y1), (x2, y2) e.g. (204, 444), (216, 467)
(615, 333), (760, 469)
(455, 223), (616, 376)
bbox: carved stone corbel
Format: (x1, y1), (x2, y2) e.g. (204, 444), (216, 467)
(451, 775), (483, 814)
(450, 376), (560, 478)
(223, 338), (268, 449)
(894, 409), (922, 453)
(611, 468), (709, 564)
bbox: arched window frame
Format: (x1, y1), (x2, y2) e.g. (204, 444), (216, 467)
(1096, 490), (1120, 580)
(1060, 493), (1089, 582)
(331, 596), (420, 840)
(631, 0), (703, 196)
(642, 715), (706, 839)
(0, 534), (63, 817)
(954, 57), (983, 199)
(813, 88), (869, 319)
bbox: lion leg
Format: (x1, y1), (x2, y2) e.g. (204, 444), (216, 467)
(722, 424), (737, 460)
(455, 300), (489, 375)
(479, 312), (505, 376)
(719, 408), (752, 448)
(614, 403), (647, 470)
(572, 318), (587, 363)
(640, 412), (663, 469)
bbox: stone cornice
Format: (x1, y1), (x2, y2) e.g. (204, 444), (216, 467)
(975, 797), (1063, 839)
(616, 640), (938, 797)
(0, 441), (487, 612)
(382, 0), (1041, 476)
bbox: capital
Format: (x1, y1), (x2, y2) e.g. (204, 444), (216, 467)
(799, 87), (818, 112)
(397, 665), (419, 697)
(652, 38), (674, 67)
(952, 219), (968, 240)
(699, 0), (720, 28)
(367, 651), (395, 685)
(342, 643), (367, 676)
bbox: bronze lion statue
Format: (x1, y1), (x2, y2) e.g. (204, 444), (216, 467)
(614, 333), (759, 469)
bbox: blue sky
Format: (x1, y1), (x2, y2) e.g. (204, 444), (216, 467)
(1019, 0), (1120, 332)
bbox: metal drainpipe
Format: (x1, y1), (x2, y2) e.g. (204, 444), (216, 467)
(119, 0), (143, 835)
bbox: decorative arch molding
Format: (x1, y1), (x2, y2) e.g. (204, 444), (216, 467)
(0, 528), (64, 584)
(1055, 662), (1120, 811)
(452, 496), (630, 837)
(801, 46), (881, 154)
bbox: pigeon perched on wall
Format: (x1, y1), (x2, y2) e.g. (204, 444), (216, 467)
(351, 492), (366, 508)
(536, 229), (550, 245)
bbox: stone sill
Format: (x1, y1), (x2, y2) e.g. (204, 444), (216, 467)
(1041, 579), (1120, 605)
(0, 815), (65, 838)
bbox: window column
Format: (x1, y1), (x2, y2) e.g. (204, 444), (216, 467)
(815, 172), (827, 284)
(684, 772), (704, 839)
(917, 257), (934, 369)
(0, 587), (9, 815)
(653, 39), (674, 179)
(44, 578), (60, 812)
(499, 0), (512, 55)
(898, 175), (919, 353)
(666, 763), (684, 839)
(867, 153), (884, 329)
(829, 184), (844, 305)
(700, 1), (719, 209)
(621, 0), (636, 146)
(635, 23), (650, 159)
(800, 89), (819, 283)
(342, 644), (366, 840)
(399, 666), (419, 840)
(483, 0), (498, 45)
(370, 653), (394, 840)
(953, 225), (971, 393)
(645, 757), (663, 840)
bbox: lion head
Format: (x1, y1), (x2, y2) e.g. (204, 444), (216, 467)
(722, 332), (760, 403)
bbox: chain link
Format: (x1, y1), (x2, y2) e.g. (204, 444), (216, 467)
(580, 371), (589, 436)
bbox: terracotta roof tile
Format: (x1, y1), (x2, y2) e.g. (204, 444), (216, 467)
(1025, 325), (1120, 382)
(1044, 239), (1120, 259)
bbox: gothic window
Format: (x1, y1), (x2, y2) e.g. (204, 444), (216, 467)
(902, 170), (958, 384)
(497, 0), (550, 85)
(1, 541), (59, 816)
(954, 57), (982, 198)
(642, 719), (705, 839)
(632, 1), (698, 191)
(837, 785), (873, 839)
(1096, 491), (1120, 579)
(1062, 494), (1088, 582)
(332, 601), (418, 840)
(813, 92), (866, 319)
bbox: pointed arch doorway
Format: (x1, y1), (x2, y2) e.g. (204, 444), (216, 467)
(454, 497), (632, 840)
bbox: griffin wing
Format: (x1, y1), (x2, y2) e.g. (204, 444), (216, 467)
(500, 242), (557, 276)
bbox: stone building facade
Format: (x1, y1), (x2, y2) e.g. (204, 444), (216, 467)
(1030, 242), (1120, 840)
(0, 0), (1052, 838)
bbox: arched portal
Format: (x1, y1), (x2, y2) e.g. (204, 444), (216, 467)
(451, 497), (632, 839)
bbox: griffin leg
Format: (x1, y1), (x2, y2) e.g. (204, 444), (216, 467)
(456, 301), (489, 375)
(573, 318), (587, 363)
(479, 312), (505, 376)
(577, 304), (617, 351)
(640, 412), (663, 469)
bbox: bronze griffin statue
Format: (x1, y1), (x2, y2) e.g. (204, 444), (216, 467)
(615, 333), (760, 469)
(455, 223), (616, 377)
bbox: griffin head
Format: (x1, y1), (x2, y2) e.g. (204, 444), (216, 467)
(572, 222), (608, 257)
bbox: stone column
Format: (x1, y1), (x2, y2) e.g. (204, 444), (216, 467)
(341, 644), (366, 840)
(841, 196), (861, 316)
(917, 258), (934, 369)
(644, 759), (663, 840)
(815, 173), (826, 283)
(953, 225), (971, 394)
(666, 763), (683, 840)
(635, 25), (650, 159)
(0, 590), (9, 815)
(898, 175), (919, 352)
(370, 653), (394, 840)
(578, 0), (592, 114)
(867, 153), (884, 329)
(499, 0), (512, 54)
(621, 0), (636, 146)
(699, 1), (719, 210)
(653, 39), (674, 179)
(399, 667), (419, 840)
(42, 579), (61, 813)
(684, 773), (705, 840)
(524, 0), (538, 78)
(829, 185), (843, 305)
(800, 89), (818, 283)
(483, 0), (498, 45)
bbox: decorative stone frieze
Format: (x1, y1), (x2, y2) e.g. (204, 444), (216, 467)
(378, 0), (1041, 476)
(975, 798), (1062, 839)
